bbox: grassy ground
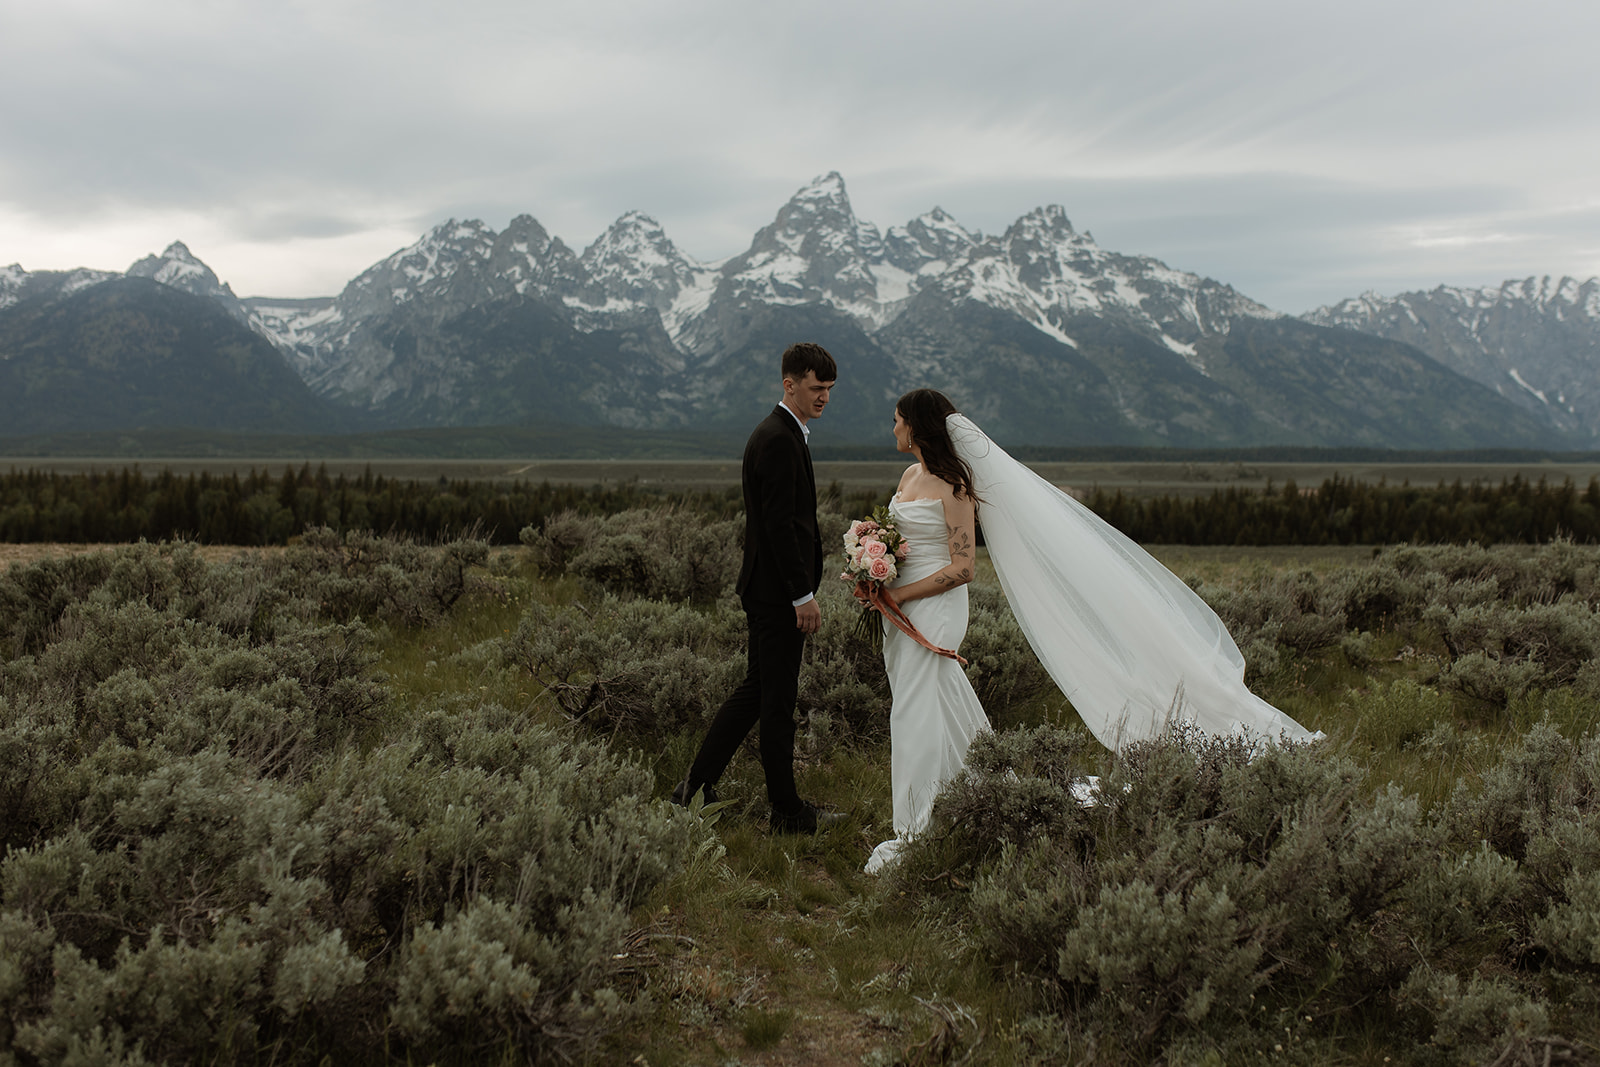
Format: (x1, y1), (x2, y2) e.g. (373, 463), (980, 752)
(353, 544), (1600, 1065)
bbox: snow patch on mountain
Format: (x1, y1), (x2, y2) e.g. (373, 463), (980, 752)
(243, 298), (343, 367)
(1508, 368), (1548, 404)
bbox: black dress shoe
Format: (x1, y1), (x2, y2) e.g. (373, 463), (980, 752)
(670, 779), (718, 807)
(769, 800), (844, 834)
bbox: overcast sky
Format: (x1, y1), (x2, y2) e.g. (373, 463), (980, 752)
(2, 0), (1597, 313)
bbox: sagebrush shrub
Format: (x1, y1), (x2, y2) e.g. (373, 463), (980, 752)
(1181, 543), (1600, 703)
(897, 717), (1600, 1060)
(0, 537), (705, 1065)
(520, 506), (741, 604)
(1200, 567), (1348, 659)
(502, 593), (747, 736)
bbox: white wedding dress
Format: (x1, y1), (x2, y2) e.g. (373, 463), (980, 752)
(864, 494), (992, 875)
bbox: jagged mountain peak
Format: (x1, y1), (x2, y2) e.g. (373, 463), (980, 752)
(1498, 275), (1600, 317)
(392, 217), (499, 268)
(575, 210), (706, 314)
(498, 214), (579, 276)
(1012, 204), (1076, 235)
(758, 172), (870, 250)
(431, 218), (497, 243)
(918, 206), (975, 236)
(580, 211), (680, 269)
(126, 240), (235, 300)
(884, 208), (980, 274)
(501, 214), (556, 247)
(342, 217), (498, 309)
(1319, 275), (1600, 316)
(716, 172), (887, 312)
(1001, 205), (1083, 253)
(792, 170), (849, 205)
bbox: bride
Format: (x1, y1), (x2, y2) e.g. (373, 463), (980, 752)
(862, 389), (1321, 874)
(862, 390), (993, 874)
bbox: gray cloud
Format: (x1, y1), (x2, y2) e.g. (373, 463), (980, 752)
(2, 0), (1596, 305)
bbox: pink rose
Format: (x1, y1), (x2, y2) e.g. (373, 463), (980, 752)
(863, 539), (887, 559)
(868, 557), (893, 581)
(895, 542), (909, 560)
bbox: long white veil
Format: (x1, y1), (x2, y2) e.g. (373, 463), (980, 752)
(947, 414), (1321, 749)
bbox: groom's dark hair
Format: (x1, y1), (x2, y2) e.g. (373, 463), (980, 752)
(897, 389), (979, 503)
(781, 342), (837, 383)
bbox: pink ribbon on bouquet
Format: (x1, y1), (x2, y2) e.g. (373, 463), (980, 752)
(859, 583), (969, 666)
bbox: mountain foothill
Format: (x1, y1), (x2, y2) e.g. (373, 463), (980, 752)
(2, 174), (1595, 450)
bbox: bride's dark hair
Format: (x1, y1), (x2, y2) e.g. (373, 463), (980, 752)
(897, 388), (979, 502)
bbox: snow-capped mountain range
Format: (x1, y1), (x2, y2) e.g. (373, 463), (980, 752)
(0, 173), (1583, 448)
(1304, 277), (1600, 438)
(238, 173), (1271, 383)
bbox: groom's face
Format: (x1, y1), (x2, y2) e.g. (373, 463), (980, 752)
(783, 371), (834, 423)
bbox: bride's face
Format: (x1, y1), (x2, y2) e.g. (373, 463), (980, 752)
(893, 409), (914, 453)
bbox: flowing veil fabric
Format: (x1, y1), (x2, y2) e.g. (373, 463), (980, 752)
(947, 414), (1321, 749)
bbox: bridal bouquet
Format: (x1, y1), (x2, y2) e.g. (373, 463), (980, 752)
(840, 506), (906, 650)
(841, 506), (907, 586)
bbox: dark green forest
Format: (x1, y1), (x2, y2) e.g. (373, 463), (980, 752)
(1088, 472), (1600, 545)
(0, 465), (744, 546)
(4, 464), (1600, 546)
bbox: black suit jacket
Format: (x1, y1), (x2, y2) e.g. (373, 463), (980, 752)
(736, 405), (824, 606)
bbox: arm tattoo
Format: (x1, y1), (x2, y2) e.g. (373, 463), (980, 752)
(946, 524), (973, 560)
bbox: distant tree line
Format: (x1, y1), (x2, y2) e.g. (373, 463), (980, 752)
(1087, 473), (1600, 545)
(3, 465), (1599, 546)
(0, 464), (741, 546)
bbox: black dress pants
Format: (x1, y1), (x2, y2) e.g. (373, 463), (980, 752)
(686, 596), (806, 814)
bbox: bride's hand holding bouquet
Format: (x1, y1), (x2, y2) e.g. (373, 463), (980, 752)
(840, 505), (906, 644)
(840, 505), (965, 665)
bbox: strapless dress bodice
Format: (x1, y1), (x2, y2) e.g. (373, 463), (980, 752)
(888, 495), (950, 582)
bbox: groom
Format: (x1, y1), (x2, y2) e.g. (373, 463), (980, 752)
(673, 342), (842, 833)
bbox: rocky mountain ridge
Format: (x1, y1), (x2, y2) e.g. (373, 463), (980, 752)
(1304, 277), (1600, 440)
(0, 174), (1578, 449)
